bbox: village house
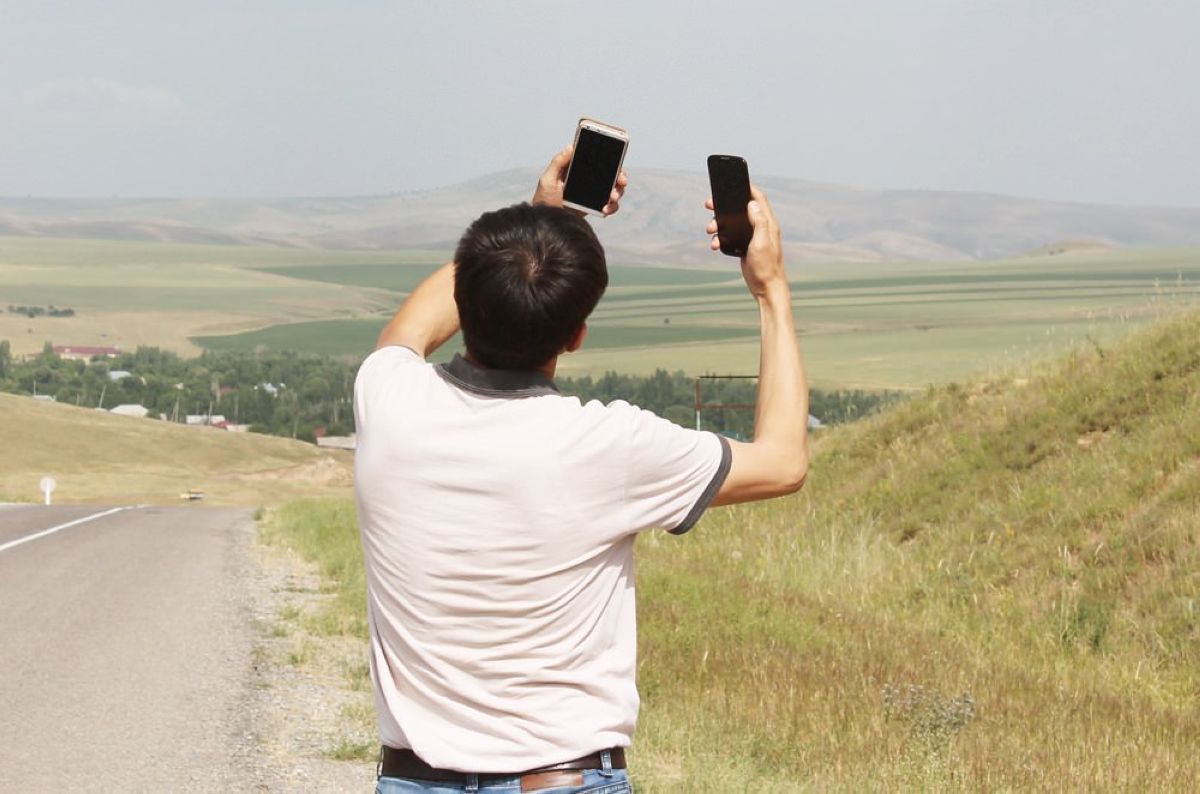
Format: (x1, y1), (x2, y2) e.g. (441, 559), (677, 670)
(53, 344), (121, 361)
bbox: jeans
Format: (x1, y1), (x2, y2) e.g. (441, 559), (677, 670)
(376, 769), (632, 794)
(375, 752), (632, 794)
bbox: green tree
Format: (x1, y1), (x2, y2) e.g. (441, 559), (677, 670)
(0, 340), (10, 380)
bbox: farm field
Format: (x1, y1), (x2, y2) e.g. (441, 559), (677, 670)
(0, 236), (435, 357)
(3, 235), (1199, 391)
(209, 245), (1200, 391)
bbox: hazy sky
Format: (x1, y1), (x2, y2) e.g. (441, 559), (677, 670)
(2, 0), (1197, 206)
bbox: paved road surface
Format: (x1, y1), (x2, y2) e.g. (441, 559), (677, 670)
(0, 504), (259, 792)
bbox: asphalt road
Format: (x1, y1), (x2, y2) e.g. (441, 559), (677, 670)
(0, 503), (259, 792)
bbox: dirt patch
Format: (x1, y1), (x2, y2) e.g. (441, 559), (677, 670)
(238, 455), (353, 488)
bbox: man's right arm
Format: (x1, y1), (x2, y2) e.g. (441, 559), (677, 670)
(709, 186), (810, 505)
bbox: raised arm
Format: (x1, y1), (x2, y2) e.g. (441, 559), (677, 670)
(374, 260), (459, 356)
(375, 147), (628, 356)
(709, 186), (810, 505)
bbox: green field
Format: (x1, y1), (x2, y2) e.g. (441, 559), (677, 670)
(0, 236), (433, 356)
(193, 319), (759, 357)
(3, 234), (1199, 390)
(256, 262), (738, 292)
(201, 246), (1200, 390)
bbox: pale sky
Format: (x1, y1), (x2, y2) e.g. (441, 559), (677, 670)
(1, 0), (1197, 206)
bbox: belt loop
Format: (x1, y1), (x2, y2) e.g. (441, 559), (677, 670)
(465, 772), (480, 793)
(600, 749), (613, 778)
(375, 746), (383, 780)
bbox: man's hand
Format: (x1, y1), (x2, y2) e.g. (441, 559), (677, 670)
(532, 145), (628, 216)
(705, 185), (785, 299)
(704, 185), (809, 507)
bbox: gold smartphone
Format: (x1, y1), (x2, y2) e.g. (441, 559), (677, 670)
(562, 118), (629, 216)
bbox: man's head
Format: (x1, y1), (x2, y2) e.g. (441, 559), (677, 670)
(454, 203), (608, 371)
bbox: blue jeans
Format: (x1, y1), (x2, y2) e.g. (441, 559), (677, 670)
(376, 756), (632, 794)
(376, 769), (632, 794)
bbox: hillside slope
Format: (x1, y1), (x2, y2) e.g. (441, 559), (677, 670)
(5, 169), (1200, 264)
(632, 307), (1200, 788)
(0, 393), (352, 506)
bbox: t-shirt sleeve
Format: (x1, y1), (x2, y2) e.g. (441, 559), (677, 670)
(623, 405), (732, 535)
(353, 345), (425, 426)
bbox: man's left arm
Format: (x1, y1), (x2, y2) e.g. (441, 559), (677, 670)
(375, 261), (459, 356)
(375, 147), (627, 354)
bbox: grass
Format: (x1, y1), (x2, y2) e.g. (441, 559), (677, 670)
(190, 245), (1200, 390)
(0, 391), (352, 505)
(256, 263), (737, 293)
(0, 235), (402, 357)
(5, 235), (1199, 390)
(259, 499), (367, 638)
(626, 308), (1200, 789)
(192, 318), (760, 357)
(259, 308), (1200, 789)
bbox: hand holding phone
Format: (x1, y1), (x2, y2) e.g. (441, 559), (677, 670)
(707, 154), (752, 257)
(562, 119), (629, 217)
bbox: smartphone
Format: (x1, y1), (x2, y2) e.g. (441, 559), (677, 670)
(707, 154), (752, 257)
(562, 118), (629, 216)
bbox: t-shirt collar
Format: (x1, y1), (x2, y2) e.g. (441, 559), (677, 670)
(435, 353), (560, 398)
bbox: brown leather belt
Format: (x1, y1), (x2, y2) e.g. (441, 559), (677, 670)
(379, 745), (627, 783)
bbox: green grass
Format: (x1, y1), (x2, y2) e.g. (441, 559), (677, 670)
(258, 499), (367, 638)
(188, 246), (1200, 390)
(258, 263), (443, 292)
(6, 235), (1199, 390)
(628, 308), (1200, 788)
(256, 262), (737, 293)
(192, 318), (760, 357)
(260, 308), (1200, 789)
(0, 235), (427, 357)
(193, 319), (392, 357)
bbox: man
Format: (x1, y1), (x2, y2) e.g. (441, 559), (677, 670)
(354, 146), (808, 793)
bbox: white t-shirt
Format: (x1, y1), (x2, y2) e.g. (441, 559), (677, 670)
(353, 346), (730, 772)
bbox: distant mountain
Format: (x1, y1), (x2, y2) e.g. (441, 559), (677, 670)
(4, 169), (1200, 265)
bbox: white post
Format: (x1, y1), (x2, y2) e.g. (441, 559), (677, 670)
(40, 476), (56, 506)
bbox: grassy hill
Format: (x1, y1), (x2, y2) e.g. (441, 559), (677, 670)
(0, 392), (351, 506)
(264, 308), (1199, 789)
(630, 308), (1199, 789)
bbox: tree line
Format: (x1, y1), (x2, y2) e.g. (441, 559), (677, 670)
(0, 340), (903, 443)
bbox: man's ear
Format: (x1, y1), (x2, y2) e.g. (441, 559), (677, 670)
(564, 323), (588, 353)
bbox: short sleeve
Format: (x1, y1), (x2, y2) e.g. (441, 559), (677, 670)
(623, 405), (732, 535)
(354, 345), (425, 427)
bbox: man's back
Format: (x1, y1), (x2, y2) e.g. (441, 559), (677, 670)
(354, 346), (727, 771)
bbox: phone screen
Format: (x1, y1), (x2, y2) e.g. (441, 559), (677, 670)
(708, 155), (752, 258)
(564, 127), (627, 213)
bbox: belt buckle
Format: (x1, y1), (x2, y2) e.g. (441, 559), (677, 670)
(520, 770), (585, 793)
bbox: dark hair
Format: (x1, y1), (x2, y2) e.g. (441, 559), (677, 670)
(453, 203), (608, 370)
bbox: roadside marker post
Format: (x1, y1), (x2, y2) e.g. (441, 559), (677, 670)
(40, 476), (56, 506)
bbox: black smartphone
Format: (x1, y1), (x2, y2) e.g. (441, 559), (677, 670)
(563, 118), (629, 216)
(707, 154), (752, 257)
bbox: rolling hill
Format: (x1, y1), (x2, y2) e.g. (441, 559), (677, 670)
(4, 168), (1200, 265)
(0, 392), (352, 506)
